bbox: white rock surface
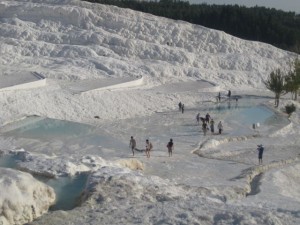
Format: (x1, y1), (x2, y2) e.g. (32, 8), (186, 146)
(0, 168), (55, 225)
(0, 0), (299, 225)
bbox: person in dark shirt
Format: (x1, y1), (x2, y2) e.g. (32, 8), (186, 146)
(178, 102), (182, 111)
(167, 139), (174, 157)
(257, 144), (264, 165)
(129, 136), (136, 156)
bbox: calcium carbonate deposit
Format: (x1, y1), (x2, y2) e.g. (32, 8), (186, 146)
(0, 0), (299, 224)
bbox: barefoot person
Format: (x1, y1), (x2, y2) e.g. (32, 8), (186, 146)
(210, 119), (215, 133)
(145, 139), (153, 158)
(218, 121), (223, 134)
(167, 138), (174, 157)
(218, 92), (221, 102)
(178, 102), (182, 111)
(205, 113), (211, 123)
(129, 136), (136, 156)
(196, 113), (200, 124)
(257, 144), (264, 165)
(202, 122), (208, 136)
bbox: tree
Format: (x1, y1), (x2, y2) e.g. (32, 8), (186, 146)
(285, 58), (300, 100)
(264, 69), (286, 107)
(294, 58), (300, 100)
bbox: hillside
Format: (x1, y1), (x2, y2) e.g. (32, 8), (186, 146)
(90, 0), (300, 53)
(0, 1), (300, 225)
(0, 0), (297, 89)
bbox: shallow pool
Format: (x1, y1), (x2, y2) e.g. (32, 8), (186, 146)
(2, 117), (97, 139)
(230, 105), (275, 125)
(36, 173), (88, 211)
(0, 154), (19, 168)
(206, 98), (278, 126)
(1, 116), (126, 153)
(0, 154), (88, 211)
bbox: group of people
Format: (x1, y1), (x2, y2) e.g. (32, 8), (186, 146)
(128, 95), (264, 164)
(196, 112), (223, 135)
(129, 136), (174, 158)
(178, 101), (224, 136)
(216, 90), (232, 102)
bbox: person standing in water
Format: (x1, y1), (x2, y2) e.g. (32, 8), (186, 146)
(228, 90), (231, 98)
(167, 139), (174, 157)
(218, 121), (223, 134)
(145, 139), (153, 158)
(205, 113), (211, 123)
(129, 136), (136, 156)
(202, 122), (208, 136)
(210, 119), (215, 133)
(196, 113), (200, 124)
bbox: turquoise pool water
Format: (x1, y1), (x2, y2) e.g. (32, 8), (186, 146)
(230, 105), (275, 125)
(0, 154), (88, 211)
(0, 98), (286, 211)
(0, 154), (19, 168)
(0, 100), (283, 153)
(36, 173), (88, 211)
(1, 117), (125, 151)
(205, 98), (278, 126)
(2, 117), (96, 139)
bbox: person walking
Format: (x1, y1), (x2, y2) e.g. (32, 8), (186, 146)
(145, 139), (153, 158)
(181, 104), (185, 114)
(196, 113), (200, 124)
(218, 92), (221, 102)
(228, 90), (231, 98)
(210, 119), (215, 133)
(178, 102), (182, 111)
(205, 113), (210, 123)
(166, 139), (174, 157)
(217, 121), (223, 134)
(202, 122), (208, 136)
(129, 136), (136, 156)
(257, 144), (264, 165)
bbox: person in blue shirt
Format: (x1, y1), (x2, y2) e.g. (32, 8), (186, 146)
(257, 144), (264, 165)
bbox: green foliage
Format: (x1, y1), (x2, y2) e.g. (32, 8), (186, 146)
(285, 103), (296, 116)
(84, 0), (300, 54)
(285, 58), (300, 100)
(264, 69), (286, 107)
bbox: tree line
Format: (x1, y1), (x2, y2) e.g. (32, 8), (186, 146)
(83, 0), (300, 54)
